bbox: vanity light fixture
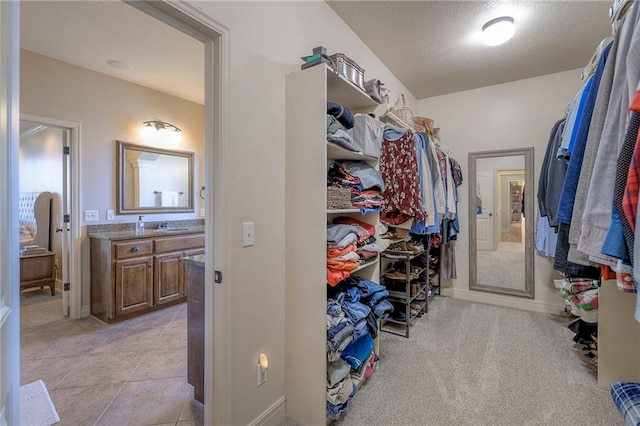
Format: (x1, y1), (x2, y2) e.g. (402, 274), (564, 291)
(141, 120), (182, 146)
(481, 16), (515, 46)
(143, 120), (182, 133)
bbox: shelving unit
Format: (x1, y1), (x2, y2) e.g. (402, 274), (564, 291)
(285, 64), (381, 425)
(429, 244), (442, 298)
(326, 141), (377, 161)
(380, 248), (430, 338)
(350, 256), (379, 274)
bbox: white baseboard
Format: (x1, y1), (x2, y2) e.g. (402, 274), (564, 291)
(447, 288), (565, 315)
(248, 396), (285, 426)
(81, 305), (91, 317)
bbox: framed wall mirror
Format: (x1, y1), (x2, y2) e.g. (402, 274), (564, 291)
(116, 140), (194, 214)
(468, 147), (534, 298)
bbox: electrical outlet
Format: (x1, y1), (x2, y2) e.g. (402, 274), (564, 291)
(200, 208), (205, 217)
(242, 222), (255, 247)
(256, 364), (267, 387)
(106, 210), (115, 220)
(84, 210), (99, 222)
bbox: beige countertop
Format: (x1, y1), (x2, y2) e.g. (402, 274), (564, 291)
(181, 254), (205, 267)
(88, 226), (205, 241)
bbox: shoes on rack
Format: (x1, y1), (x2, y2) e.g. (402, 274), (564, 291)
(387, 241), (410, 252)
(391, 310), (406, 322)
(380, 230), (396, 239)
(384, 270), (406, 280)
(410, 283), (419, 297)
(406, 240), (424, 254)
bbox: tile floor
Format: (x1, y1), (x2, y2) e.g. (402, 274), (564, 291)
(20, 302), (204, 426)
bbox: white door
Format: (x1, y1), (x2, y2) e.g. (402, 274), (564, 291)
(476, 171), (496, 251)
(0, 1), (21, 423)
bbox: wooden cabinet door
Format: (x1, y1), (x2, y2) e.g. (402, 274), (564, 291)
(115, 256), (153, 316)
(182, 249), (204, 298)
(154, 251), (184, 305)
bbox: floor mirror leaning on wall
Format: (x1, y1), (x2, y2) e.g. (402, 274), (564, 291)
(469, 147), (535, 298)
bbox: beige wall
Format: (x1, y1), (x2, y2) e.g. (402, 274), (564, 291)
(20, 49), (206, 308)
(186, 1), (416, 424)
(418, 69), (584, 313)
(21, 0), (417, 423)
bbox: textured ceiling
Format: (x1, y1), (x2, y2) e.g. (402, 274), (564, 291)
(20, 1), (204, 105)
(20, 1), (615, 103)
(327, 0), (614, 98)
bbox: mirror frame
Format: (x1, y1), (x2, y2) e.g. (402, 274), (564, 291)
(116, 140), (195, 214)
(468, 147), (534, 298)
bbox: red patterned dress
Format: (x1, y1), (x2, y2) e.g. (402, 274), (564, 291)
(379, 131), (426, 225)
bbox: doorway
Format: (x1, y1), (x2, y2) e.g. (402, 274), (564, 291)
(19, 121), (66, 323)
(497, 170), (525, 245)
(1, 1), (231, 424)
(18, 116), (80, 327)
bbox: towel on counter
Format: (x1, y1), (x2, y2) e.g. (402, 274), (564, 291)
(160, 191), (180, 207)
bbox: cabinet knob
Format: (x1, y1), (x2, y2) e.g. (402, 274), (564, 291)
(131, 246), (141, 252)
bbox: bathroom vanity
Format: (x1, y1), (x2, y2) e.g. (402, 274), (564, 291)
(89, 226), (204, 323)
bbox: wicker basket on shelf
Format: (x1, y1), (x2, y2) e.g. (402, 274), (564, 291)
(390, 94), (414, 128)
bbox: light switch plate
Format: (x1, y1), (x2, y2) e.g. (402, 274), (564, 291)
(84, 210), (99, 222)
(106, 210), (115, 220)
(242, 222), (255, 247)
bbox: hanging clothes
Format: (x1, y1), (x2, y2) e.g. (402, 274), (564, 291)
(538, 119), (567, 228)
(578, 2), (640, 266)
(379, 129), (425, 225)
(568, 42), (619, 266)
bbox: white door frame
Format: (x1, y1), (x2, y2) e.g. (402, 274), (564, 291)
(476, 171), (495, 251)
(123, 2), (231, 425)
(20, 114), (82, 319)
(0, 1), (21, 424)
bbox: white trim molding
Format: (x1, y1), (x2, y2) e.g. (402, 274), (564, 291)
(81, 305), (91, 318)
(446, 288), (565, 315)
(248, 396), (286, 426)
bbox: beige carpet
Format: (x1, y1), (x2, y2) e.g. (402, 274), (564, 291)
(20, 288), (64, 330)
(327, 297), (621, 425)
(477, 242), (526, 291)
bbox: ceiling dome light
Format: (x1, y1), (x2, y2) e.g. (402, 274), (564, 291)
(481, 16), (515, 46)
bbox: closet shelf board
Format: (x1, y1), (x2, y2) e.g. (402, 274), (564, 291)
(382, 314), (422, 330)
(386, 282), (430, 302)
(327, 208), (378, 215)
(350, 257), (379, 274)
(327, 208), (361, 214)
(381, 249), (426, 260)
(326, 66), (380, 109)
(326, 142), (378, 161)
(384, 266), (426, 280)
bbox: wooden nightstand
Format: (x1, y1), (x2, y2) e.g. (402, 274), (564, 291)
(20, 251), (56, 296)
